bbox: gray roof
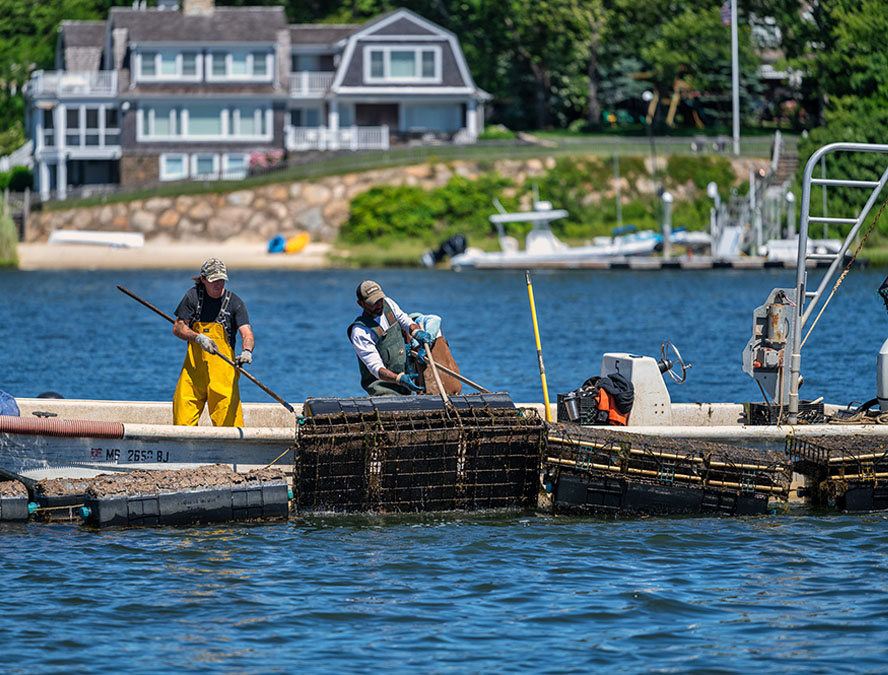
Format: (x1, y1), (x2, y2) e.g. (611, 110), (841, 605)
(289, 24), (357, 47)
(61, 21), (107, 48)
(110, 7), (287, 43)
(366, 15), (438, 37)
(357, 9), (444, 37)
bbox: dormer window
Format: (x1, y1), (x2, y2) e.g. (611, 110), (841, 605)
(207, 50), (273, 82)
(365, 46), (441, 83)
(137, 50), (201, 82)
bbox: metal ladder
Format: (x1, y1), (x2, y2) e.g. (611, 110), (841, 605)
(788, 142), (888, 423)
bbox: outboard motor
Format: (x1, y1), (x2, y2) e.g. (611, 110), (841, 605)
(878, 340), (888, 411)
(421, 235), (467, 268)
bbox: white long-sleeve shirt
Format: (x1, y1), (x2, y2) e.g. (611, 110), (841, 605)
(349, 298), (414, 378)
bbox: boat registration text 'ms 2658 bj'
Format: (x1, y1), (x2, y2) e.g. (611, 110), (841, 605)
(4, 142), (888, 521)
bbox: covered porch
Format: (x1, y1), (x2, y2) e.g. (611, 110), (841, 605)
(285, 97), (483, 152)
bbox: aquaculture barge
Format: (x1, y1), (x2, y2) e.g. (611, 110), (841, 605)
(4, 142), (888, 524)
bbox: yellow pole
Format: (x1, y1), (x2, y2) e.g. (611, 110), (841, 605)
(525, 270), (552, 422)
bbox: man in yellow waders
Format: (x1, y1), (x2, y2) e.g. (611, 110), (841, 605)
(172, 258), (254, 426)
(347, 280), (432, 396)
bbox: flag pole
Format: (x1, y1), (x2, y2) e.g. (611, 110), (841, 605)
(731, 0), (740, 156)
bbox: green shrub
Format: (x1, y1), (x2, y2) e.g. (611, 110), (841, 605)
(8, 166), (32, 191)
(0, 171), (9, 191)
(340, 153), (724, 250)
(665, 155), (735, 193)
(0, 199), (18, 267)
(339, 172), (514, 245)
(797, 96), (888, 239)
(478, 124), (516, 140)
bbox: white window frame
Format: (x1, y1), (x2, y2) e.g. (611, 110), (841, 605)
(363, 46), (442, 83)
(138, 105), (182, 141)
(138, 104), (271, 142)
(206, 50), (274, 82)
(222, 153), (250, 180)
(136, 49), (203, 83)
(191, 153), (220, 180)
(230, 106), (272, 139)
(159, 153), (188, 181)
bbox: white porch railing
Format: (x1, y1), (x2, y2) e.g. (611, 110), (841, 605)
(286, 125), (390, 151)
(288, 71), (335, 97)
(29, 71), (118, 96)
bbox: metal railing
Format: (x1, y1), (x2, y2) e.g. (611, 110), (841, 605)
(788, 142), (888, 423)
(29, 71), (118, 96)
(285, 125), (390, 151)
(288, 71), (335, 96)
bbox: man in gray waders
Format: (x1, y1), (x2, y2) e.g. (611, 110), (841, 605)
(348, 280), (433, 395)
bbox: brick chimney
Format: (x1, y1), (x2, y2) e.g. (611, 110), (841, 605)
(183, 0), (214, 16)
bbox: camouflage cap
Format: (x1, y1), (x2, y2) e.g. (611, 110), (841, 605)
(356, 280), (385, 304)
(200, 258), (228, 282)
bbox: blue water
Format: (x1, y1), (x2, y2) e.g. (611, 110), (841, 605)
(1, 266), (885, 404)
(2, 267), (888, 671)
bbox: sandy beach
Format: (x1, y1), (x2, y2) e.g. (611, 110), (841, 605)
(16, 240), (335, 270)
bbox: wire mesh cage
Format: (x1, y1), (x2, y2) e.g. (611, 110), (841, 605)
(544, 423), (791, 515)
(294, 407), (545, 513)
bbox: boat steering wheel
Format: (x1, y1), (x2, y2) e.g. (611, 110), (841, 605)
(660, 341), (690, 384)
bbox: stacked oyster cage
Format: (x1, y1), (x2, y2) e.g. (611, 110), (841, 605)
(786, 436), (888, 511)
(545, 423), (791, 516)
(294, 407), (545, 513)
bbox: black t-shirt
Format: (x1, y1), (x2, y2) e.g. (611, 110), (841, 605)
(175, 286), (249, 349)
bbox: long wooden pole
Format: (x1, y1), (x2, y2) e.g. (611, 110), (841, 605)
(525, 270), (552, 422)
(409, 349), (490, 393)
(424, 344), (452, 415)
(117, 285), (295, 414)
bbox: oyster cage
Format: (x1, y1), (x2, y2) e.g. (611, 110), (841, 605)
(786, 435), (888, 510)
(545, 423), (791, 516)
(293, 407), (545, 513)
(745, 401), (825, 426)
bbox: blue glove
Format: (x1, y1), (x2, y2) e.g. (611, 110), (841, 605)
(413, 330), (433, 345)
(413, 345), (427, 364)
(397, 372), (424, 393)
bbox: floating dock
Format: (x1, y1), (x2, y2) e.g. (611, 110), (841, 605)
(467, 256), (862, 271)
(15, 465), (290, 527)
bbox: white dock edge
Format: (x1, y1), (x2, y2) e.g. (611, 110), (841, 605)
(15, 398), (301, 427)
(123, 424), (296, 441)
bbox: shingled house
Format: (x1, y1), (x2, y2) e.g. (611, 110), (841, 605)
(25, 0), (489, 200)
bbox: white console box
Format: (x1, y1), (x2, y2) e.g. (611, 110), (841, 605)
(601, 353), (672, 426)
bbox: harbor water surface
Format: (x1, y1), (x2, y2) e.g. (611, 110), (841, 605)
(2, 267), (888, 671)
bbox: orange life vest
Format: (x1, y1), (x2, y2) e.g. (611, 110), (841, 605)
(597, 388), (629, 426)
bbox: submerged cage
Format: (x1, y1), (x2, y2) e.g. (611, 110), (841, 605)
(787, 435), (888, 510)
(293, 406), (545, 513)
(545, 423), (791, 516)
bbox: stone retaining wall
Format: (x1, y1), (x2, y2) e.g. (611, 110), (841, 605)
(27, 156), (761, 243)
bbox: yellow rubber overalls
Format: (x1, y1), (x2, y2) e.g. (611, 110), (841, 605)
(173, 289), (243, 426)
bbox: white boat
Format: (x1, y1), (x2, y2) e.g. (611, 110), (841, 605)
(450, 200), (664, 270)
(761, 237), (845, 263)
(48, 230), (145, 248)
